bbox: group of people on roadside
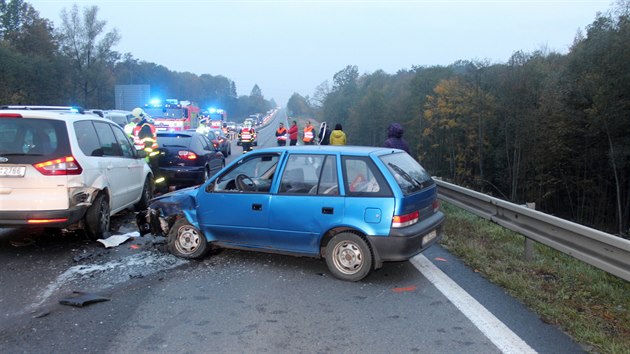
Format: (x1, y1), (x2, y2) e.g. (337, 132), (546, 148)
(275, 120), (347, 146)
(275, 119), (409, 153)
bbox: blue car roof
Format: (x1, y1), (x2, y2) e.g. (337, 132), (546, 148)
(250, 145), (404, 155)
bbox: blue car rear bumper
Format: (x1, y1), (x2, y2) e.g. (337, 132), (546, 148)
(367, 211), (445, 268)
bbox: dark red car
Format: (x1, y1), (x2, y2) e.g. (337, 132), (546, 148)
(207, 129), (231, 157)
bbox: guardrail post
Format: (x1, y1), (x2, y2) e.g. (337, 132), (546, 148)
(524, 202), (536, 261)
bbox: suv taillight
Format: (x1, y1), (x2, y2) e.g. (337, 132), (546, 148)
(392, 210), (419, 228)
(33, 156), (83, 175)
(0, 113), (23, 118)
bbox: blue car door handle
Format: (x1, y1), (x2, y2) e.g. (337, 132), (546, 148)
(252, 203), (263, 211)
(322, 207), (334, 214)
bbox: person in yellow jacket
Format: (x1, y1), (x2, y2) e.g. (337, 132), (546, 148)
(329, 123), (346, 145)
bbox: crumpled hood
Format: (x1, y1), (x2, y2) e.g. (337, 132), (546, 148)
(387, 123), (404, 138)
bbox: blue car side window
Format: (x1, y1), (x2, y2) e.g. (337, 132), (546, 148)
(213, 153), (279, 192)
(279, 154), (326, 194)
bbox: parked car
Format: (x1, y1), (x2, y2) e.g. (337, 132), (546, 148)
(138, 145), (445, 281)
(226, 121), (237, 132)
(0, 107), (153, 240)
(207, 129), (231, 157)
(104, 110), (134, 128)
(155, 131), (225, 191)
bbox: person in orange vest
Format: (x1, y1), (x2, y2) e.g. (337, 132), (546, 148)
(275, 122), (288, 146)
(302, 121), (316, 145)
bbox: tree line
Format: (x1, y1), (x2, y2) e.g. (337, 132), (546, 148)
(288, 1), (630, 237)
(0, 1), (273, 118)
(2, 1), (628, 236)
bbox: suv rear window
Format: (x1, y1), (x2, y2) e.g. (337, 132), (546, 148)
(379, 152), (433, 195)
(0, 117), (70, 162)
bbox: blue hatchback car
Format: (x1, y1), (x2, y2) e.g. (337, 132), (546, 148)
(138, 145), (445, 281)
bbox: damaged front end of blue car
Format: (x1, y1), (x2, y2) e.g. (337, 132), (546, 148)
(136, 186), (200, 238)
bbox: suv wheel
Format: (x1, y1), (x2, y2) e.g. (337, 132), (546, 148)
(168, 218), (210, 259)
(84, 193), (110, 240)
(134, 177), (153, 211)
(325, 232), (373, 282)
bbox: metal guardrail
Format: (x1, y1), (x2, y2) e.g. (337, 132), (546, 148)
(435, 179), (630, 282)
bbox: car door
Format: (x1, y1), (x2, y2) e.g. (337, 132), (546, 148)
(340, 155), (395, 238)
(196, 153), (279, 247)
(199, 134), (223, 176)
(92, 121), (137, 210)
(111, 124), (146, 205)
(267, 153), (344, 255)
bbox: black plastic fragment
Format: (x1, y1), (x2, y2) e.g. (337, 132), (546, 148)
(59, 292), (110, 307)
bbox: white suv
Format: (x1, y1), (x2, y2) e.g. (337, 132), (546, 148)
(0, 107), (153, 239)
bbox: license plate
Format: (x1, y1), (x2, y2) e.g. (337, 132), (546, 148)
(422, 230), (438, 247)
(0, 166), (26, 177)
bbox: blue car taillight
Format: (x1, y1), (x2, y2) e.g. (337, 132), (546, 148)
(392, 210), (419, 228)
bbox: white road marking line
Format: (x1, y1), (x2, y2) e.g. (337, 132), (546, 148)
(411, 254), (537, 354)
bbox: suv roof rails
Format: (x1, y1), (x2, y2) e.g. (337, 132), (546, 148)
(0, 105), (86, 114)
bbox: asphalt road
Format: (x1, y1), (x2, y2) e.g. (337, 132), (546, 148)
(0, 110), (587, 353)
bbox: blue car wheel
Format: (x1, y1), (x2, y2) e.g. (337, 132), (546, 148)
(168, 218), (210, 259)
(325, 232), (373, 282)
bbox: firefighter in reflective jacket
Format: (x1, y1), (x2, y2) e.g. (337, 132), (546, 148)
(275, 122), (288, 146)
(131, 108), (163, 186)
(238, 123), (256, 153)
(196, 117), (210, 135)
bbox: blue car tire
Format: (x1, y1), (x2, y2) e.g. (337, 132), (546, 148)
(325, 232), (373, 282)
(168, 218), (210, 259)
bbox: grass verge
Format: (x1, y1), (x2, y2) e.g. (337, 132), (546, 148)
(439, 202), (630, 354)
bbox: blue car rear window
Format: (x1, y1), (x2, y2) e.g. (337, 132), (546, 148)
(379, 152), (433, 195)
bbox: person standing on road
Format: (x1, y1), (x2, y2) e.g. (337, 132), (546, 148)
(383, 122), (410, 153)
(329, 123), (346, 145)
(275, 122), (288, 146)
(318, 122), (331, 145)
(239, 122), (256, 153)
(131, 107), (163, 186)
(302, 121), (316, 145)
(288, 120), (299, 146)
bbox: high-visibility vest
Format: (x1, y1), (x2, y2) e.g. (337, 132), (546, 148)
(303, 126), (314, 142)
(124, 122), (136, 137)
(276, 127), (287, 141)
(240, 128), (253, 141)
(133, 122), (158, 152)
(196, 123), (208, 134)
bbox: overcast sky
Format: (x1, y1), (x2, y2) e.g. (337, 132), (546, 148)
(29, 0), (611, 106)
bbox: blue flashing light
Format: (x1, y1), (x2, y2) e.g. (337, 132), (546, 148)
(208, 108), (217, 114)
